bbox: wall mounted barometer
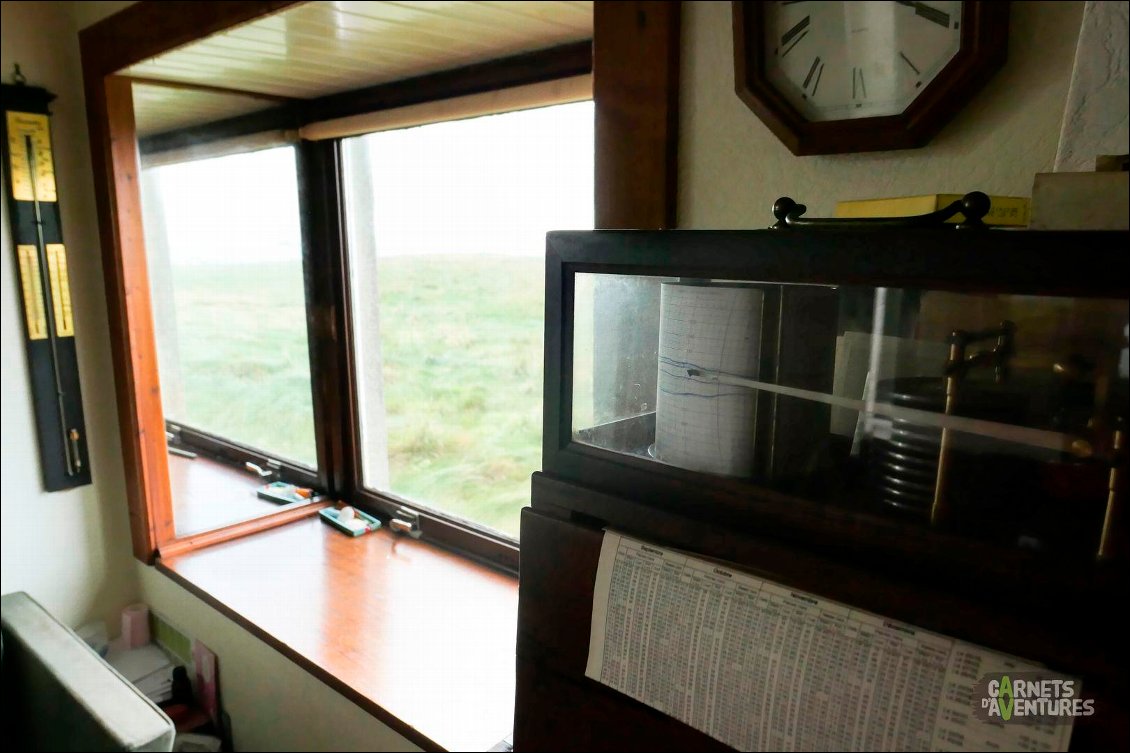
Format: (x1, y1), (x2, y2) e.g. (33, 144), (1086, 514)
(3, 71), (91, 490)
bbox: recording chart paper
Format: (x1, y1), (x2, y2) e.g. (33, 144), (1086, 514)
(654, 282), (763, 476)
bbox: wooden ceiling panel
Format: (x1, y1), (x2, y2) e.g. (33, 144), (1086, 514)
(132, 55), (357, 95)
(147, 46), (369, 84)
(230, 12), (501, 57)
(131, 83), (275, 138)
(222, 22), (487, 61)
(476, 1), (593, 30)
(125, 1), (592, 102)
(336, 1), (586, 39)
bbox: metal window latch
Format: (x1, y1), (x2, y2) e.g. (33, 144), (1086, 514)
(245, 459), (282, 483)
(389, 508), (422, 539)
(165, 426), (197, 459)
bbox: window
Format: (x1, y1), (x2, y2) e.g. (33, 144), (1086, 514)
(84, 1), (676, 567)
(343, 101), (594, 539)
(142, 146), (316, 467)
(134, 98), (592, 546)
(140, 144), (321, 535)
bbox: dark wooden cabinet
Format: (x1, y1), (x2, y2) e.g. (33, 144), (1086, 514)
(517, 229), (1128, 751)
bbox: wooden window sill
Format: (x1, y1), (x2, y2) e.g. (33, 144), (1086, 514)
(169, 452), (312, 537)
(157, 517), (518, 752)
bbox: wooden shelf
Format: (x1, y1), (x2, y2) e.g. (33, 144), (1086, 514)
(158, 517), (518, 752)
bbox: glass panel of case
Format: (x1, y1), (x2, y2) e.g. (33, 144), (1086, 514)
(572, 273), (1128, 556)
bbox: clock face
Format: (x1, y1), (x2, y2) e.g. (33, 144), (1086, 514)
(764, 1), (963, 122)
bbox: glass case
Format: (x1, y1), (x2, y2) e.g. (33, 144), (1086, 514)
(545, 230), (1128, 561)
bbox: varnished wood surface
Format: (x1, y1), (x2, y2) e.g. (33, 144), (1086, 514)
(159, 499), (326, 560)
(515, 660), (731, 753)
(160, 453), (327, 558)
(168, 454), (305, 537)
(80, 2), (303, 565)
(82, 73), (175, 561)
(159, 517), (518, 752)
(593, 1), (680, 229)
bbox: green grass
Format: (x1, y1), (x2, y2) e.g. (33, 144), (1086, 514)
(169, 263), (317, 465)
(373, 255), (542, 537)
(169, 256), (543, 538)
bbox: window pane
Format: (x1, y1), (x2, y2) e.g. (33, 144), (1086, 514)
(344, 101), (594, 538)
(141, 147), (317, 467)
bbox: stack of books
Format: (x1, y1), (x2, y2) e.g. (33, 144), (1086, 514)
(106, 644), (176, 703)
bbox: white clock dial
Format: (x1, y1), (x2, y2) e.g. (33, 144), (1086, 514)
(764, 1), (963, 121)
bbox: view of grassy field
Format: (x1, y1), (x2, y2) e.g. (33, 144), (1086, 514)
(371, 255), (543, 537)
(169, 262), (317, 465)
(169, 255), (543, 538)
(153, 101), (591, 540)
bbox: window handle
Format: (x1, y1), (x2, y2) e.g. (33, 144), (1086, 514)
(245, 460), (281, 482)
(389, 508), (422, 539)
(165, 427), (197, 459)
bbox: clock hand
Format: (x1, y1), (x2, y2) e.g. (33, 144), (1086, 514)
(25, 134), (77, 476)
(896, 1), (952, 28)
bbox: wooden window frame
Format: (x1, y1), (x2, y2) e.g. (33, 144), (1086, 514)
(165, 421), (320, 490)
(80, 0), (679, 565)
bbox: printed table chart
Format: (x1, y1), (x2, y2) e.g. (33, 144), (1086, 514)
(586, 533), (1075, 752)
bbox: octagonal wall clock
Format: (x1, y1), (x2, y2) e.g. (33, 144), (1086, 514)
(733, 1), (1010, 155)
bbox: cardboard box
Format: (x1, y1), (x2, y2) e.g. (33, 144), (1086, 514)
(1029, 172), (1129, 230)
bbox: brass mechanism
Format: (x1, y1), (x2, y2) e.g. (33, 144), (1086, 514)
(1098, 426), (1124, 560)
(931, 322), (1016, 526)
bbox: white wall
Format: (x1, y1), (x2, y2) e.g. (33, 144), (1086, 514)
(0, 0), (139, 630)
(1054, 0), (1129, 171)
(138, 567), (420, 752)
(679, 1), (1086, 225)
(68, 0), (135, 30)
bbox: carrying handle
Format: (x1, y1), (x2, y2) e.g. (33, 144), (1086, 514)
(389, 508), (423, 539)
(245, 459), (282, 482)
(771, 191), (992, 230)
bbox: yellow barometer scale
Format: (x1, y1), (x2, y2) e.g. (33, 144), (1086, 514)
(3, 67), (90, 490)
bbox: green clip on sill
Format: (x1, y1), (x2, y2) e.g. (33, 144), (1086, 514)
(257, 481), (319, 505)
(319, 506), (381, 537)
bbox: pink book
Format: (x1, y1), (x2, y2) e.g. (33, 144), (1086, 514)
(192, 640), (219, 725)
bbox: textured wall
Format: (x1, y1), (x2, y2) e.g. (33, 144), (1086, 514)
(1054, 0), (1129, 170)
(68, 0), (135, 29)
(679, 1), (1086, 225)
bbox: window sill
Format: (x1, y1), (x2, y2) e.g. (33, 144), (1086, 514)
(169, 452), (311, 538)
(156, 517), (518, 752)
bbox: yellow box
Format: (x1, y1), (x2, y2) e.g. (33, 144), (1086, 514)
(835, 194), (1030, 227)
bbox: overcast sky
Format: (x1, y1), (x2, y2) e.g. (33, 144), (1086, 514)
(150, 101), (594, 266)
